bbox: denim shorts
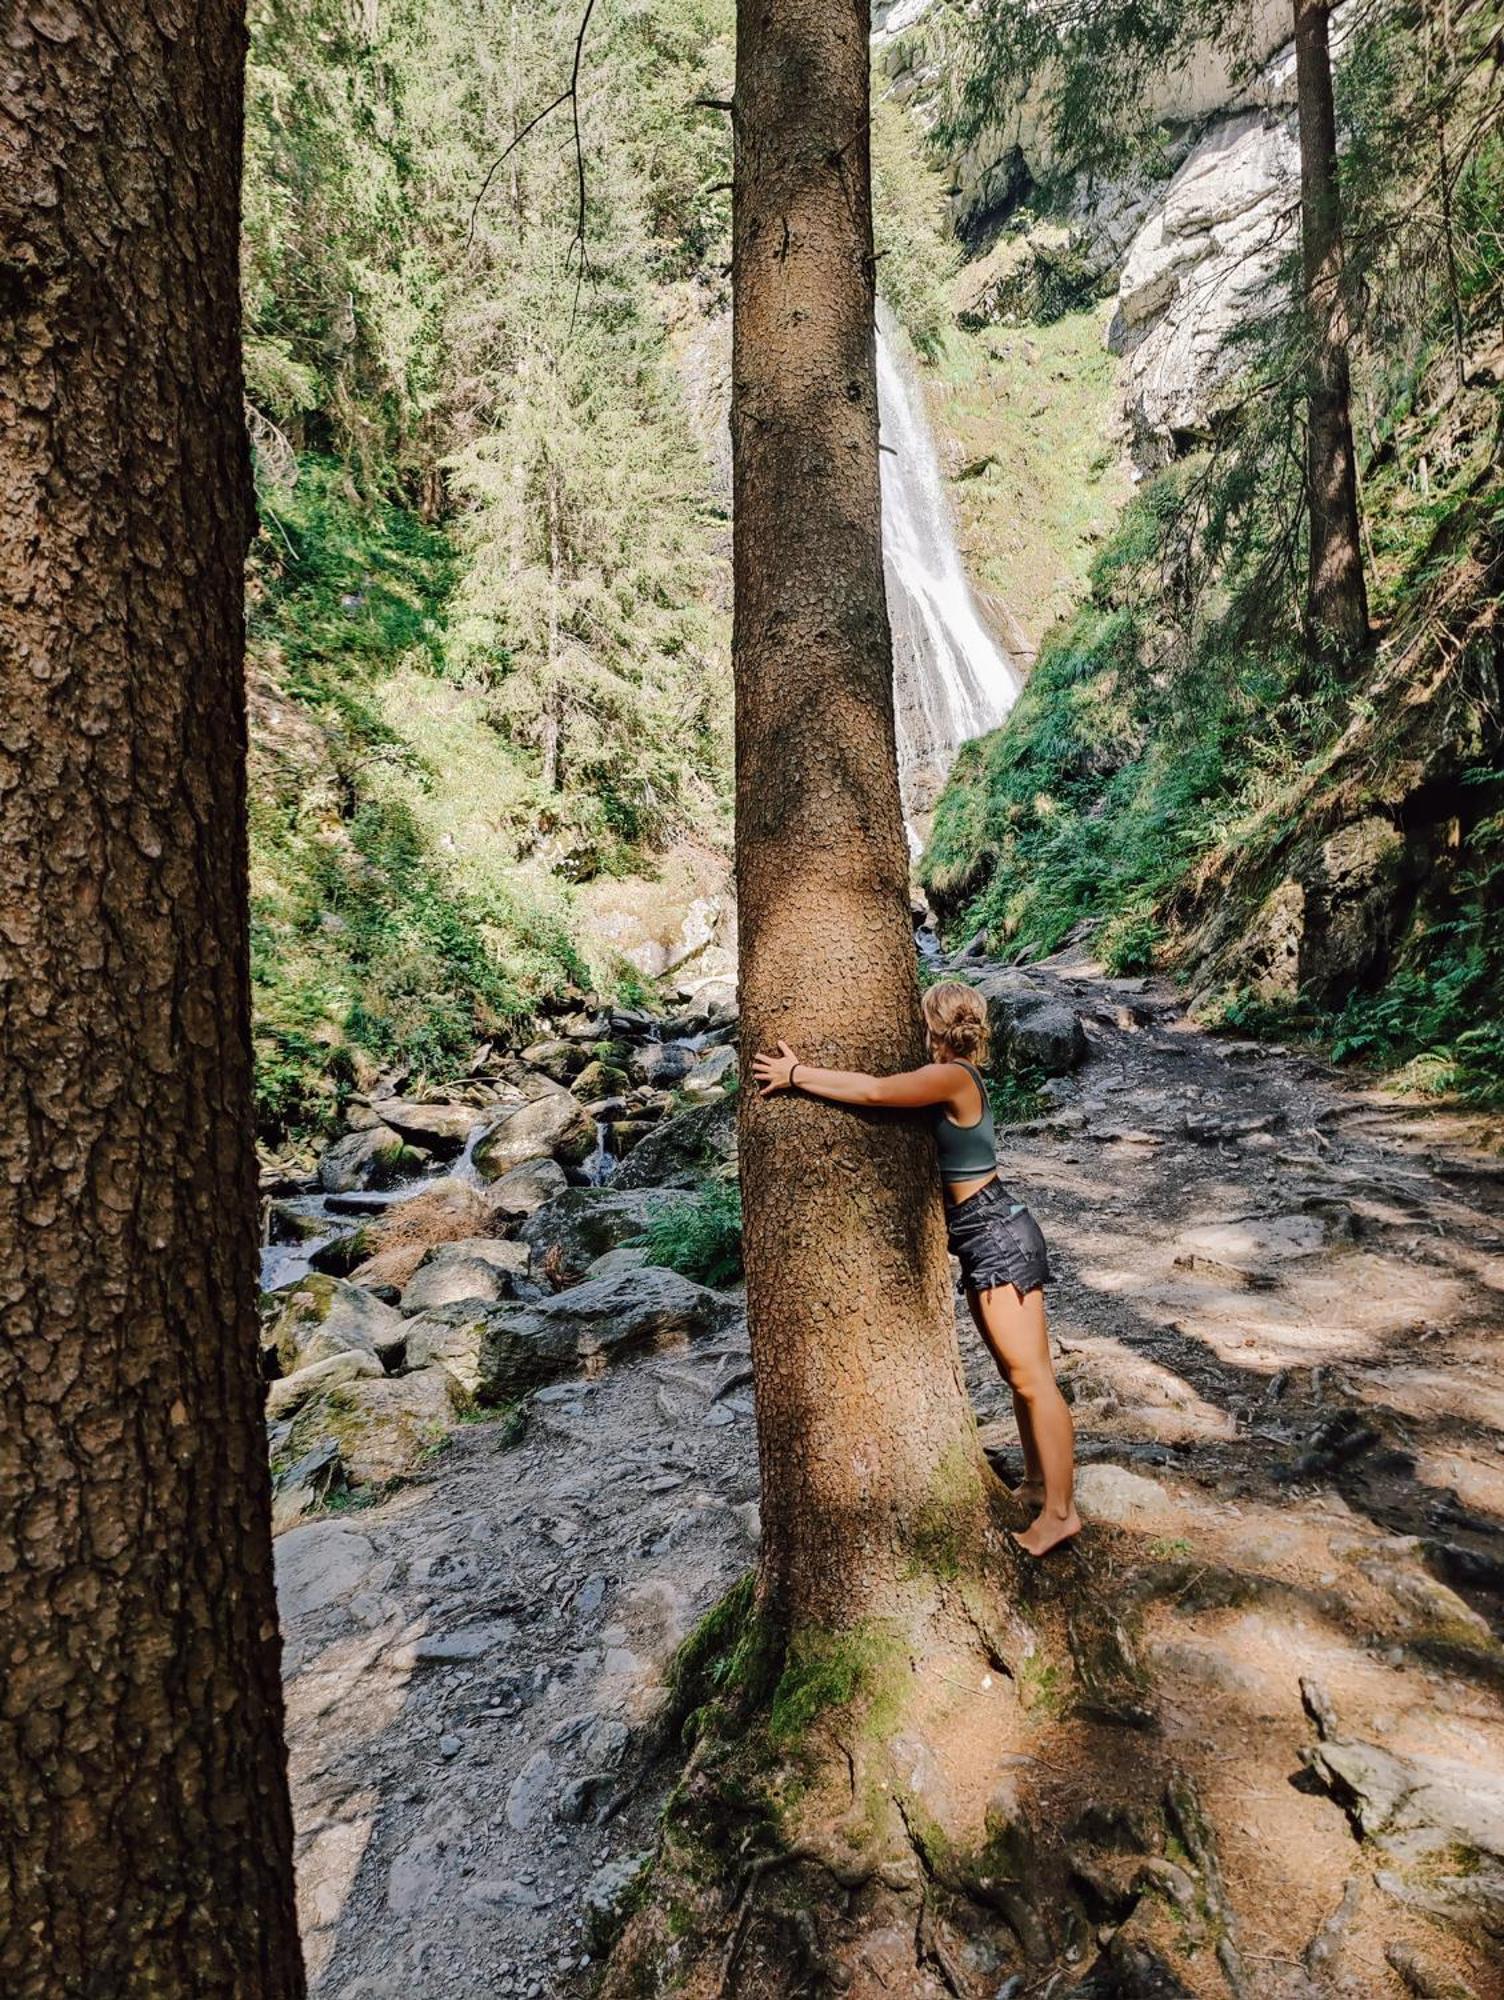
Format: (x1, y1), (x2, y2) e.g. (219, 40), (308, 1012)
(945, 1177), (1052, 1297)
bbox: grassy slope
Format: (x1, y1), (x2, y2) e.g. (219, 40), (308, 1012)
(248, 466), (595, 1151)
(923, 304), (1131, 651)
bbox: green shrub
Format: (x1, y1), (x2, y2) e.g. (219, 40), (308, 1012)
(641, 1178), (743, 1288)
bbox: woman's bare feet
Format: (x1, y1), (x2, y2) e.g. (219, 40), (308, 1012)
(1013, 1505), (1082, 1557)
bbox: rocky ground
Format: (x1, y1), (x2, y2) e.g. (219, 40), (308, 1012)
(267, 942), (1504, 2000)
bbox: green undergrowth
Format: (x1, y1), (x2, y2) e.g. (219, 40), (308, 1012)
(640, 1176), (744, 1288)
(249, 464), (597, 1147)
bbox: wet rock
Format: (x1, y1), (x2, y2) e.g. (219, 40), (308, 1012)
(682, 1045), (738, 1103)
(483, 1155), (569, 1220)
(610, 1094), (737, 1191)
(399, 1238), (528, 1317)
(266, 1200), (330, 1245)
(472, 1087), (594, 1179)
(475, 1267), (742, 1400)
(265, 1348), (383, 1421)
(266, 1273), (408, 1375)
(318, 1126), (426, 1194)
(368, 1097), (483, 1158)
(307, 1225), (377, 1278)
(521, 1186), (692, 1288)
(974, 969), (1087, 1075)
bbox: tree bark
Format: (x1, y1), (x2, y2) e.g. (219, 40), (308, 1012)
(732, 0), (992, 1641)
(1294, 0), (1371, 659)
(0, 6), (306, 1997)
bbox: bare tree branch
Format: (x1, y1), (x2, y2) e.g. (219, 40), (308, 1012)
(468, 0), (599, 264)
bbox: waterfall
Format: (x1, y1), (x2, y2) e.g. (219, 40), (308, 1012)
(877, 308), (1020, 830)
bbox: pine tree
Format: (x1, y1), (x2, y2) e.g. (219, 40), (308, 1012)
(0, 5), (305, 1993)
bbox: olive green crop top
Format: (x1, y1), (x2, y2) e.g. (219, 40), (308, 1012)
(931, 1060), (997, 1183)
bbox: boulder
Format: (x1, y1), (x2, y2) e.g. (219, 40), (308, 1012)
(610, 1095), (737, 1191)
(583, 1245), (652, 1283)
(974, 970), (1088, 1075)
(629, 1041), (696, 1088)
(266, 1200), (330, 1246)
(520, 1186), (693, 1288)
(327, 1368), (461, 1487)
(482, 1154), (569, 1220)
(571, 1059), (631, 1101)
(317, 1126), (425, 1194)
(403, 1306), (492, 1405)
(266, 1273), (408, 1376)
(474, 1266), (742, 1401)
(399, 1238), (530, 1317)
(265, 1349), (383, 1421)
(682, 1045), (738, 1103)
(308, 1226), (377, 1278)
(520, 1037), (590, 1084)
(365, 1097), (484, 1159)
(471, 1087), (593, 1179)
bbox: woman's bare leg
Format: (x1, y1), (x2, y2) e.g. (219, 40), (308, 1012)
(967, 1287), (1044, 1502)
(972, 1283), (1079, 1556)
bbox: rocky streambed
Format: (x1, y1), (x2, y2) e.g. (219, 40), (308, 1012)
(266, 946), (1504, 2000)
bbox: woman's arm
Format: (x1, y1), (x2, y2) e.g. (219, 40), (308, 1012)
(751, 1040), (966, 1110)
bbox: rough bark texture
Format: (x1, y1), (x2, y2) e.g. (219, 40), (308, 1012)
(0, 6), (306, 1996)
(732, 0), (990, 1638)
(1295, 0), (1371, 658)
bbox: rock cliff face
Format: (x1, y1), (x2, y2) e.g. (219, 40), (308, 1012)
(877, 2), (1346, 471)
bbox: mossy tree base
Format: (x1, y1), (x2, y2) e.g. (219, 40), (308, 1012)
(603, 1510), (1258, 2000)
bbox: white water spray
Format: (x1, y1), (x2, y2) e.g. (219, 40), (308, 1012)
(877, 308), (1020, 827)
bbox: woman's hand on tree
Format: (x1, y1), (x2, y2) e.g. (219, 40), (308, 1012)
(752, 1040), (799, 1096)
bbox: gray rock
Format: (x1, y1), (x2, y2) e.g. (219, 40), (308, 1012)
(317, 1126), (424, 1194)
(583, 1245), (652, 1283)
(475, 1266), (742, 1400)
(974, 970), (1087, 1075)
(411, 1620), (516, 1664)
(521, 1037), (590, 1083)
(520, 1186), (692, 1287)
(274, 1521), (375, 1621)
(610, 1094), (737, 1191)
(265, 1273), (408, 1375)
(367, 1097), (483, 1157)
(399, 1238), (528, 1317)
(265, 1348), (383, 1420)
(484, 1155), (569, 1220)
(505, 1748), (555, 1830)
(629, 1041), (696, 1088)
(472, 1087), (593, 1179)
(402, 1307), (491, 1404)
(583, 1851), (651, 1953)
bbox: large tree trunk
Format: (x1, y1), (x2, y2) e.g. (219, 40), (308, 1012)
(0, 7), (306, 1997)
(1294, 0), (1370, 658)
(731, 0), (993, 1642)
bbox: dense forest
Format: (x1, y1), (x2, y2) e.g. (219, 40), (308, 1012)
(246, 0), (1504, 1157)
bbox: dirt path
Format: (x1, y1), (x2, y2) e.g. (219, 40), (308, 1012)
(279, 952), (1504, 1999)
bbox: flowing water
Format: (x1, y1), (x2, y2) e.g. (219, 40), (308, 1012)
(877, 308), (1020, 829)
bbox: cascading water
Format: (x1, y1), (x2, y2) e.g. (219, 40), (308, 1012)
(877, 307), (1020, 831)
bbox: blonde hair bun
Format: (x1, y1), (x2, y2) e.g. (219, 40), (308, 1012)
(921, 980), (990, 1065)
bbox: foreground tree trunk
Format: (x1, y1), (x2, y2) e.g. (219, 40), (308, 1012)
(1294, 0), (1371, 659)
(0, 7), (306, 1997)
(730, 0), (993, 1641)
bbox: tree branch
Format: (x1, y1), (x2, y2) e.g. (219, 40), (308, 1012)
(467, 0), (599, 264)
